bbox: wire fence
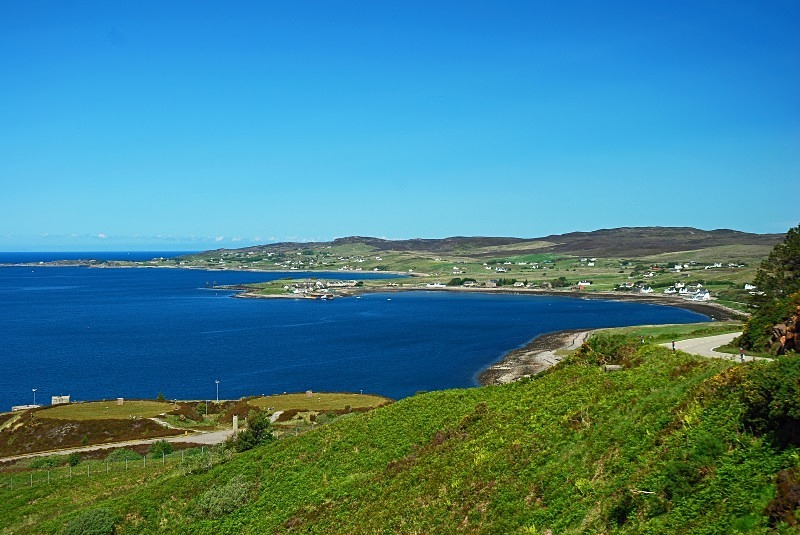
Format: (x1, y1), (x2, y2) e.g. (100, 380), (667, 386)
(0, 446), (230, 493)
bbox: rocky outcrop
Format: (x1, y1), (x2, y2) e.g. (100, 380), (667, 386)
(775, 306), (800, 355)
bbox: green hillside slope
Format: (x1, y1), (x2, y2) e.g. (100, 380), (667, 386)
(3, 338), (799, 533)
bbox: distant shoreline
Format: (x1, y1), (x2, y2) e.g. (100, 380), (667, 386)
(234, 283), (743, 321)
(0, 259), (753, 322)
(4, 262), (744, 391)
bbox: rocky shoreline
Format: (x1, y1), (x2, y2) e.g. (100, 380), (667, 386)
(478, 329), (592, 385)
(471, 291), (743, 387)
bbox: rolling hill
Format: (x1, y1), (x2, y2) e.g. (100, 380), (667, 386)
(190, 226), (783, 260)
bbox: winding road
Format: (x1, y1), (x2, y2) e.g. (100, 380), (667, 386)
(661, 331), (769, 362)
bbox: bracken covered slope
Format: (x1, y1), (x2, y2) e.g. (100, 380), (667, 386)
(5, 336), (800, 534)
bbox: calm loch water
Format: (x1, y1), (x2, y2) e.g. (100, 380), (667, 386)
(0, 263), (708, 409)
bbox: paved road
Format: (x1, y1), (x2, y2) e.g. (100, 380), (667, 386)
(661, 332), (769, 362)
(0, 428), (234, 463)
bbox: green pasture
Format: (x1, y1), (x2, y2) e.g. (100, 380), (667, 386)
(248, 392), (391, 412)
(602, 321), (744, 343)
(36, 401), (175, 421)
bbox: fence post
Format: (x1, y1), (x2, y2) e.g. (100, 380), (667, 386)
(162, 452), (165, 465)
(106, 461), (109, 474)
(125, 459), (128, 471)
(143, 455), (146, 469)
(30, 473), (32, 487)
(87, 463), (90, 478)
(69, 465), (72, 478)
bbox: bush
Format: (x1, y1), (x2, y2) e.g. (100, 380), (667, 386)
(741, 292), (800, 353)
(67, 452), (81, 466)
(194, 475), (254, 519)
(739, 357), (800, 447)
(149, 439), (173, 457)
(60, 508), (117, 535)
(106, 448), (141, 462)
(29, 455), (65, 469)
(552, 276), (570, 288)
(568, 333), (640, 366)
(226, 410), (274, 452)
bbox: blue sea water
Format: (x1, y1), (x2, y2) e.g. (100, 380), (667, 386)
(0, 251), (198, 264)
(0, 264), (709, 409)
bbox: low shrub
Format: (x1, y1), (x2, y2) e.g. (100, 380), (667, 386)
(739, 357), (800, 447)
(169, 402), (204, 422)
(60, 507), (117, 535)
(194, 475), (254, 519)
(148, 439), (173, 457)
(106, 448), (141, 462)
(28, 455), (65, 469)
(225, 410), (273, 452)
(568, 333), (640, 366)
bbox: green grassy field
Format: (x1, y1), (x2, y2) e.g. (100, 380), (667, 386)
(604, 321), (744, 343)
(248, 392), (391, 412)
(36, 401), (175, 421)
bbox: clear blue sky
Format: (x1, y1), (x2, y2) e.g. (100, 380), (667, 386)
(2, 1), (798, 251)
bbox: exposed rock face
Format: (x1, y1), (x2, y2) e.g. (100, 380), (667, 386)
(772, 306), (800, 355)
(776, 306), (800, 355)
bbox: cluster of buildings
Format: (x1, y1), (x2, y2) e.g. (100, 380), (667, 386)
(282, 279), (359, 297)
(662, 282), (711, 300)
